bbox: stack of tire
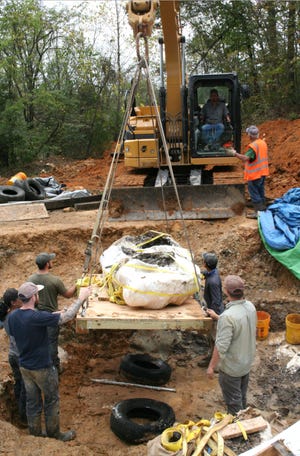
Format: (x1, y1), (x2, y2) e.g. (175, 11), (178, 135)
(0, 179), (46, 203)
(110, 353), (175, 444)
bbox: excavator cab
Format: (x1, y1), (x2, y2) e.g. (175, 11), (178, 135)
(189, 73), (242, 160)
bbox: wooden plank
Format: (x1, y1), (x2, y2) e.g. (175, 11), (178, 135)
(0, 202), (48, 221)
(220, 416), (268, 440)
(272, 441), (294, 456)
(256, 446), (280, 456)
(76, 278), (212, 332)
(255, 441), (294, 456)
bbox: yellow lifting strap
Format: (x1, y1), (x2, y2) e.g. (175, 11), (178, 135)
(161, 414), (233, 454)
(135, 231), (169, 248)
(235, 419), (248, 441)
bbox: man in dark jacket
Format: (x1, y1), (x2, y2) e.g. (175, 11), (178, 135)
(202, 252), (224, 315)
(8, 281), (91, 441)
(198, 252), (224, 367)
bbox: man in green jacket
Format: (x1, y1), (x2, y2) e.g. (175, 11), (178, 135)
(28, 252), (76, 373)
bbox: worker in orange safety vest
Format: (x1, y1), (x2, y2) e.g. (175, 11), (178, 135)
(229, 125), (269, 218)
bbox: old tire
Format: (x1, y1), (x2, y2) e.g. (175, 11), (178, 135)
(0, 185), (25, 203)
(14, 178), (46, 201)
(110, 398), (175, 444)
(120, 353), (171, 386)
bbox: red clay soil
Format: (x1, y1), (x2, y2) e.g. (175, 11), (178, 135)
(29, 118), (300, 199)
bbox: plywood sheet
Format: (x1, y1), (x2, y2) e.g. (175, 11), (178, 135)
(0, 202), (48, 221)
(76, 279), (212, 332)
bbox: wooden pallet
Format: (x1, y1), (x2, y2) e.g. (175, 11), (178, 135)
(76, 277), (212, 332)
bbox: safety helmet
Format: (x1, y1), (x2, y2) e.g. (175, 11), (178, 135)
(202, 252), (218, 269)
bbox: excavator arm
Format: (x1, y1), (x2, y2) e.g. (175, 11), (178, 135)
(126, 0), (182, 117)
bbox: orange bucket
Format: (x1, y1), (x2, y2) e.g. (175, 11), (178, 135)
(7, 172), (27, 185)
(256, 311), (271, 340)
(285, 314), (300, 345)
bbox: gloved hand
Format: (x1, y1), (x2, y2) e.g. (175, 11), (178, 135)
(226, 121), (233, 130)
(225, 149), (236, 157)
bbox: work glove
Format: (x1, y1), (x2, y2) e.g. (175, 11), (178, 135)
(225, 149), (236, 157)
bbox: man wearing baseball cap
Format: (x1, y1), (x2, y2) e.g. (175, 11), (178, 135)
(206, 275), (257, 415)
(8, 281), (91, 441)
(28, 252), (77, 373)
(229, 125), (269, 218)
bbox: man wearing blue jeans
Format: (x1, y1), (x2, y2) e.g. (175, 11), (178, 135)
(8, 281), (91, 440)
(201, 89), (231, 149)
(206, 275), (256, 415)
(231, 125), (269, 218)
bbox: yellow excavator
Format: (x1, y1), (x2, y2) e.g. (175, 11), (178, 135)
(109, 0), (249, 220)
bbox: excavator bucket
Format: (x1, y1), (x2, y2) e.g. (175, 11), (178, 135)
(109, 184), (245, 221)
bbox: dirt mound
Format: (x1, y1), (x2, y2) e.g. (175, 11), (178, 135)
(257, 119), (300, 198)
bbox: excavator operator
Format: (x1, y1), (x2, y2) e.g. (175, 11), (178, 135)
(200, 89), (231, 150)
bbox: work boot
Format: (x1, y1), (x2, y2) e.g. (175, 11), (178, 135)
(57, 430), (76, 442)
(256, 201), (267, 211)
(246, 212), (257, 219)
(45, 414), (76, 441)
(27, 415), (43, 437)
(246, 202), (260, 219)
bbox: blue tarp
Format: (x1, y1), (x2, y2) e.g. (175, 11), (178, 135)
(259, 188), (300, 279)
(259, 188), (300, 250)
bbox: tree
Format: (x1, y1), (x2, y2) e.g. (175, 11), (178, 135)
(182, 0), (300, 119)
(0, 0), (71, 163)
(0, 0), (130, 166)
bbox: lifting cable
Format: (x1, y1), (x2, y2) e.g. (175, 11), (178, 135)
(81, 63), (142, 288)
(81, 35), (202, 310)
(139, 57), (202, 301)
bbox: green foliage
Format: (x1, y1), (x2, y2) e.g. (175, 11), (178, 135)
(182, 0), (300, 119)
(0, 0), (299, 168)
(0, 0), (126, 166)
